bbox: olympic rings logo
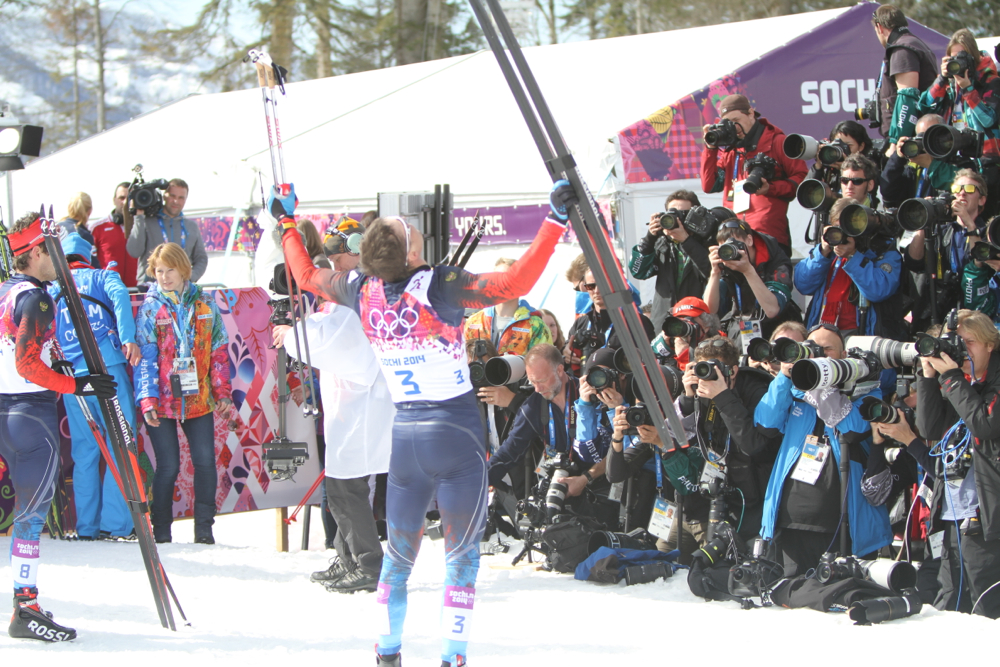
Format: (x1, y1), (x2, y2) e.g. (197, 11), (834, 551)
(368, 307), (420, 339)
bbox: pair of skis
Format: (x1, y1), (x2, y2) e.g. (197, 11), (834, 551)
(40, 206), (186, 630)
(467, 0), (689, 451)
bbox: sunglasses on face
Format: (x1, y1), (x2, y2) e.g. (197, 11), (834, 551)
(840, 177), (867, 186)
(583, 283), (599, 292)
(951, 183), (980, 195)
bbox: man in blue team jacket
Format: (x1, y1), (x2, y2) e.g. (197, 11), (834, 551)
(754, 325), (893, 577)
(49, 233), (141, 540)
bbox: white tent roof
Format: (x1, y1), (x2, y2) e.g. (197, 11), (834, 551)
(6, 6), (854, 217)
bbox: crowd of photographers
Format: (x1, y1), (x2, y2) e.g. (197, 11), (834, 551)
(474, 4), (1000, 620)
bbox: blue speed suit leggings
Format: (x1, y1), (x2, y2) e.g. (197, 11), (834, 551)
(0, 392), (61, 591)
(64, 362), (135, 538)
(377, 392), (488, 664)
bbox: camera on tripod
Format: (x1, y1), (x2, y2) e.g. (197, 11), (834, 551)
(517, 453), (579, 528)
(127, 164), (169, 217)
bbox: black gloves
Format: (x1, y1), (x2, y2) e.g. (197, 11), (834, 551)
(74, 373), (118, 399)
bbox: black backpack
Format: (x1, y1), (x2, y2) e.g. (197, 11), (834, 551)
(541, 516), (604, 573)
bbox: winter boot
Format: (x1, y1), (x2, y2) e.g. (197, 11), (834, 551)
(375, 646), (401, 665)
(328, 566), (378, 593)
(8, 588), (77, 642)
(311, 557), (352, 584)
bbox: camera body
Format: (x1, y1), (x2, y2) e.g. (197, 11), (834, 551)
(658, 208), (687, 232)
(772, 338), (824, 363)
(718, 238), (748, 262)
(854, 98), (881, 129)
(900, 135), (925, 159)
(945, 51), (977, 79)
(662, 315), (701, 340)
(704, 119), (739, 149)
(263, 439), (310, 482)
(572, 326), (603, 355)
(816, 552), (863, 584)
(623, 402), (652, 436)
(694, 359), (730, 382)
(586, 365), (619, 391)
(743, 154), (777, 195)
(128, 177), (169, 217)
(823, 226), (850, 247)
(469, 339), (492, 388)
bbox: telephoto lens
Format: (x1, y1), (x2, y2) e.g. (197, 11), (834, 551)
(848, 589), (922, 625)
(469, 361), (487, 387)
(844, 336), (918, 368)
(773, 338), (823, 363)
(897, 193), (953, 232)
(612, 346), (632, 374)
(796, 179), (837, 211)
(859, 396), (901, 424)
(484, 355), (526, 386)
(972, 241), (1000, 262)
(817, 139), (849, 165)
(623, 561), (672, 586)
(840, 205), (900, 239)
(790, 352), (880, 392)
(747, 337), (774, 362)
(823, 226), (850, 246)
(662, 316), (699, 339)
(545, 468), (571, 522)
(923, 123), (984, 161)
(783, 134), (819, 160)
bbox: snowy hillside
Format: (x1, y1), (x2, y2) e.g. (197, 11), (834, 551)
(0, 510), (994, 663)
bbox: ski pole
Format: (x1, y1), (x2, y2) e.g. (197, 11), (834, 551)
(448, 210), (479, 266)
(283, 470), (326, 525)
(458, 215), (487, 269)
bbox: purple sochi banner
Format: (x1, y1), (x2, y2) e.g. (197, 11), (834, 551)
(451, 204), (552, 245)
(618, 2), (949, 183)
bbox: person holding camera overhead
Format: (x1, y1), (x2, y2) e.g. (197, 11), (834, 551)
(133, 243), (232, 545)
(628, 190), (712, 332)
(918, 29), (1000, 162)
(755, 324), (892, 577)
(699, 94), (807, 255)
(126, 178), (208, 284)
(879, 310), (1000, 618)
(703, 219), (798, 345)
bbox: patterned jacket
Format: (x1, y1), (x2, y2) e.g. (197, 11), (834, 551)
(463, 300), (551, 355)
(134, 281), (230, 420)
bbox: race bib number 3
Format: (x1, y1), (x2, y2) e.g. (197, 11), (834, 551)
(442, 585), (474, 641)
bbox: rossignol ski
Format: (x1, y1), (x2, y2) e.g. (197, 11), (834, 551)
(40, 205), (183, 630)
(466, 0), (689, 452)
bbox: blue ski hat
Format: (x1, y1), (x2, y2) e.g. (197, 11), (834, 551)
(61, 231), (93, 261)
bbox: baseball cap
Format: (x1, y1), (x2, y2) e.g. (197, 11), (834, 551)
(671, 296), (709, 319)
(718, 94), (752, 116)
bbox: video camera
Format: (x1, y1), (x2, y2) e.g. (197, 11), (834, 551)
(796, 179), (837, 212)
(840, 205), (902, 239)
(783, 135), (850, 165)
(704, 119), (739, 149)
(897, 192), (954, 231)
(915, 308), (967, 364)
(263, 439), (310, 482)
(743, 154), (777, 195)
(127, 164), (169, 217)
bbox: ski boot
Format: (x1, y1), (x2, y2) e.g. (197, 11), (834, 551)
(441, 656), (467, 667)
(375, 645), (401, 665)
(9, 588), (77, 642)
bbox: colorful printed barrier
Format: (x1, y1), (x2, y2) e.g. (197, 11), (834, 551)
(1, 287), (321, 534)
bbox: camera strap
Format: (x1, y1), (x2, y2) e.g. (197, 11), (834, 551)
(157, 214), (186, 250)
(546, 383), (576, 457)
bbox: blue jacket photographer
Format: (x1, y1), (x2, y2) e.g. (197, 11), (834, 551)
(677, 337), (781, 541)
(794, 197), (903, 340)
(879, 114), (958, 208)
(755, 324), (893, 577)
(908, 309), (1000, 618)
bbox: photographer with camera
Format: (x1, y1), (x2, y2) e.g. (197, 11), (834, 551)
(838, 153), (882, 209)
(703, 219), (798, 346)
(676, 337), (780, 541)
(700, 94), (807, 255)
(918, 29), (1000, 162)
(628, 190), (714, 331)
(903, 169), (989, 330)
(651, 296), (724, 367)
(466, 257), (552, 409)
(797, 121), (878, 196)
(908, 309), (1000, 617)
(755, 324), (893, 576)
(126, 178), (208, 284)
(794, 198), (903, 341)
(870, 5), (938, 143)
(566, 268), (654, 375)
(747, 321), (808, 377)
(90, 182), (138, 287)
(880, 114), (961, 208)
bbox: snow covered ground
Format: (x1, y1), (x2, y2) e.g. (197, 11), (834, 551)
(0, 509), (994, 663)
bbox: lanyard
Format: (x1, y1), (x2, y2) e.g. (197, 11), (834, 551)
(732, 153), (741, 182)
(547, 385), (573, 456)
(158, 214), (187, 250)
(915, 169), (930, 198)
(654, 446), (663, 492)
(817, 256), (847, 324)
(169, 295), (197, 357)
(949, 225), (965, 274)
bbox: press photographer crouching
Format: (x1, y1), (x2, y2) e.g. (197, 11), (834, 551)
(896, 309), (1000, 618)
(488, 344), (610, 521)
(755, 324), (893, 577)
(676, 337), (781, 543)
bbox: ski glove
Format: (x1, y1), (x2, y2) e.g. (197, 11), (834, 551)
(52, 360), (75, 376)
(268, 183), (299, 231)
(74, 373), (117, 399)
(549, 179), (578, 222)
